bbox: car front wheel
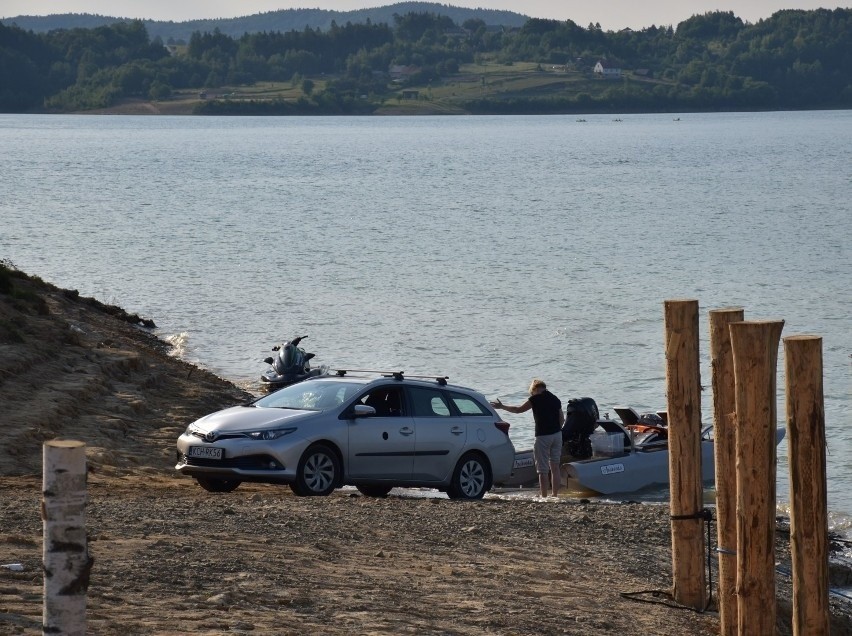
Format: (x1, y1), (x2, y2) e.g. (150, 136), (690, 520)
(447, 453), (491, 500)
(291, 444), (339, 497)
(195, 476), (241, 493)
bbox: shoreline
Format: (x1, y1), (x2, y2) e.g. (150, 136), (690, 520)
(2, 266), (851, 634)
(53, 98), (851, 117)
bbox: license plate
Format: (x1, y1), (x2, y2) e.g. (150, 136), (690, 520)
(188, 446), (223, 460)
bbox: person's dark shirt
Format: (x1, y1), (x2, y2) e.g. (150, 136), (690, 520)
(529, 390), (562, 437)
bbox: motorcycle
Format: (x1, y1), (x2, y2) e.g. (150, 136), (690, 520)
(260, 335), (328, 389)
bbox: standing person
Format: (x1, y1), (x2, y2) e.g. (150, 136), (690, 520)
(491, 379), (564, 497)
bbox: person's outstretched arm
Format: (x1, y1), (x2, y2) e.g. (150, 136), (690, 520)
(491, 398), (532, 414)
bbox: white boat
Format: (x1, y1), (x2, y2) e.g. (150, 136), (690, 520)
(495, 407), (786, 495)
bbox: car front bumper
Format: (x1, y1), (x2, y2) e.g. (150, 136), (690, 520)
(175, 432), (305, 482)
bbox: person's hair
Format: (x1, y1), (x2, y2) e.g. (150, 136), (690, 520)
(528, 378), (546, 395)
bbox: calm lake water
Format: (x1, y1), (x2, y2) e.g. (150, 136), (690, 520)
(1, 111), (850, 525)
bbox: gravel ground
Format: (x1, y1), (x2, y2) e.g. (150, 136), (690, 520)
(2, 475), (722, 635)
(2, 266), (851, 635)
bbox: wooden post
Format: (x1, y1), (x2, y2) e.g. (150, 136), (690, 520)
(43, 440), (90, 636)
(710, 307), (745, 636)
(730, 320), (784, 636)
(664, 299), (705, 610)
(785, 335), (829, 636)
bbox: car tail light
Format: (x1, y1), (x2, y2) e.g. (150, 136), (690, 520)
(494, 420), (510, 435)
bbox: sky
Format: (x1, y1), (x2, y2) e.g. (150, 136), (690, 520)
(1, 0), (847, 30)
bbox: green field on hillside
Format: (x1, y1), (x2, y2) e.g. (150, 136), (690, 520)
(174, 61), (670, 114)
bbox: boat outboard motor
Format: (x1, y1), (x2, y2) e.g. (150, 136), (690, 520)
(562, 397), (599, 459)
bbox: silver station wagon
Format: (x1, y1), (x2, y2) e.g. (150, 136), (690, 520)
(175, 371), (516, 499)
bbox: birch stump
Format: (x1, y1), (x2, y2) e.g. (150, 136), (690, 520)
(43, 440), (90, 636)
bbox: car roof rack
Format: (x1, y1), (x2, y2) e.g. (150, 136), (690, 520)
(405, 374), (449, 386)
(333, 369), (449, 385)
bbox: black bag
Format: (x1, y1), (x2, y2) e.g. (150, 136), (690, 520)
(561, 397), (599, 460)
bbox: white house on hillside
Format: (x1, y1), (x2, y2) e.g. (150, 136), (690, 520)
(594, 60), (622, 78)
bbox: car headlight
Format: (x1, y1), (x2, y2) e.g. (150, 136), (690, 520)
(247, 428), (296, 441)
(185, 423), (200, 435)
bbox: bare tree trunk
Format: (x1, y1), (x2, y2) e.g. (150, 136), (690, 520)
(730, 320), (784, 636)
(664, 299), (705, 610)
(785, 335), (829, 636)
(710, 307), (744, 636)
(42, 440), (90, 636)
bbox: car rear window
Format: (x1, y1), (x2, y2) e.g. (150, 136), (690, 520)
(409, 387), (451, 417)
(447, 391), (490, 416)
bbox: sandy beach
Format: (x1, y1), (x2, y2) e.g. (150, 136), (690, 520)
(1, 266), (851, 635)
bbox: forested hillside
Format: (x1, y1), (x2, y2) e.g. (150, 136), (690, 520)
(1, 8), (849, 115)
(2, 2), (529, 42)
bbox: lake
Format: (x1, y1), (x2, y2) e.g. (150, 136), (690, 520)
(1, 111), (849, 527)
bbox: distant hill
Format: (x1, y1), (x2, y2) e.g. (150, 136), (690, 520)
(2, 2), (530, 42)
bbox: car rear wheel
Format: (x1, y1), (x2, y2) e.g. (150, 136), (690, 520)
(356, 484), (393, 498)
(195, 476), (241, 493)
(292, 444), (339, 497)
(447, 453), (491, 500)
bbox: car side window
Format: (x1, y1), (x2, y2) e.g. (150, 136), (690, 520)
(409, 387), (451, 417)
(447, 391), (490, 416)
(359, 387), (404, 417)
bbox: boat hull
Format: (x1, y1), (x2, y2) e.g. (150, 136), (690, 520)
(494, 445), (713, 494)
(496, 428), (785, 495)
(563, 442), (715, 495)
(498, 449), (538, 489)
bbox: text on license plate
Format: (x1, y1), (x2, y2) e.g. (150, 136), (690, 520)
(188, 446), (223, 460)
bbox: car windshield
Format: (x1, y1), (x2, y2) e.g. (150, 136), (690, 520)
(253, 380), (361, 411)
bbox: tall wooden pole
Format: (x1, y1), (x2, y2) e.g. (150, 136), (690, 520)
(664, 299), (705, 610)
(43, 440), (90, 636)
(730, 320), (784, 636)
(785, 335), (829, 636)
(710, 307), (744, 636)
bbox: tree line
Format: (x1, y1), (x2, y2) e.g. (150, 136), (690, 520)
(4, 4), (529, 42)
(1, 8), (850, 114)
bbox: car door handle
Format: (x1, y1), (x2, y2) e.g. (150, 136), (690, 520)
(450, 427), (464, 435)
(399, 427), (414, 436)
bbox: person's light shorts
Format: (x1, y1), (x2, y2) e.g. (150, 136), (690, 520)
(533, 431), (562, 473)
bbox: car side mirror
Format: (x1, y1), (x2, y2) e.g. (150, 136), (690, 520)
(264, 357), (274, 365)
(351, 404), (376, 418)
